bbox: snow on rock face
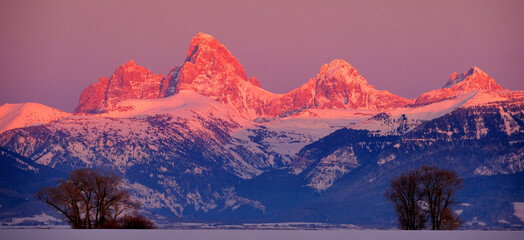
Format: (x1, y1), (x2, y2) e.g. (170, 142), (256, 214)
(474, 148), (524, 176)
(0, 103), (71, 133)
(0, 90), (283, 178)
(355, 90), (480, 135)
(167, 33), (273, 118)
(281, 60), (412, 111)
(414, 66), (505, 106)
(169, 37), (411, 115)
(443, 67), (501, 90)
(181, 32), (252, 86)
(74, 60), (165, 114)
(0, 101), (269, 217)
(463, 90), (524, 108)
(99, 90), (249, 123)
(306, 146), (360, 191)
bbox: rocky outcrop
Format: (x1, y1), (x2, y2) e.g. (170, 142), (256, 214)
(74, 60), (164, 113)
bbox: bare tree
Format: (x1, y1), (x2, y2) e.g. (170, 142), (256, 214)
(69, 169), (96, 228)
(385, 169), (426, 230)
(386, 166), (463, 230)
(37, 180), (84, 228)
(418, 166), (463, 230)
(36, 168), (139, 229)
(91, 171), (138, 228)
(440, 207), (461, 230)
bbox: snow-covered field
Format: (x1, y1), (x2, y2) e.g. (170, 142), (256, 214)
(0, 230), (523, 240)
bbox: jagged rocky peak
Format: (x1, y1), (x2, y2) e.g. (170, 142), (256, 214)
(316, 59), (362, 83)
(177, 32), (259, 88)
(443, 66), (503, 91)
(414, 66), (504, 106)
(74, 33), (264, 116)
(76, 33), (480, 117)
(165, 33), (269, 118)
(283, 59), (411, 111)
(74, 60), (164, 114)
(160, 33), (253, 98)
(184, 33), (248, 79)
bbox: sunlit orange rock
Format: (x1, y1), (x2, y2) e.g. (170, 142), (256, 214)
(75, 60), (164, 113)
(76, 33), (506, 119)
(414, 67), (504, 106)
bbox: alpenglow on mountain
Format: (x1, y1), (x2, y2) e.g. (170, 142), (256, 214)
(0, 33), (522, 229)
(75, 33), (412, 117)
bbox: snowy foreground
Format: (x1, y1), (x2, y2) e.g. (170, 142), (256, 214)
(1, 229), (523, 240)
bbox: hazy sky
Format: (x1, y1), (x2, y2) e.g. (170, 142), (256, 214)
(1, 0), (523, 112)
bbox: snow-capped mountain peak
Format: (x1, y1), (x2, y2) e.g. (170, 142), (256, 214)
(72, 33), (415, 118)
(316, 59), (362, 83)
(443, 66), (503, 91)
(182, 32), (252, 84)
(170, 33), (271, 118)
(444, 66), (483, 88)
(414, 66), (505, 106)
(312, 59), (375, 95)
(282, 59), (411, 111)
(71, 34), (513, 121)
(0, 103), (71, 133)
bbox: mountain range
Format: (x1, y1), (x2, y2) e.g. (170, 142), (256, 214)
(0, 33), (522, 229)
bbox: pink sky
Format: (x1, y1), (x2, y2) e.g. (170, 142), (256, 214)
(1, 0), (523, 112)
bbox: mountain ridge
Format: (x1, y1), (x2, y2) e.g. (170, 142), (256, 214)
(414, 66), (505, 106)
(72, 33), (509, 119)
(74, 59), (165, 114)
(0, 103), (72, 133)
